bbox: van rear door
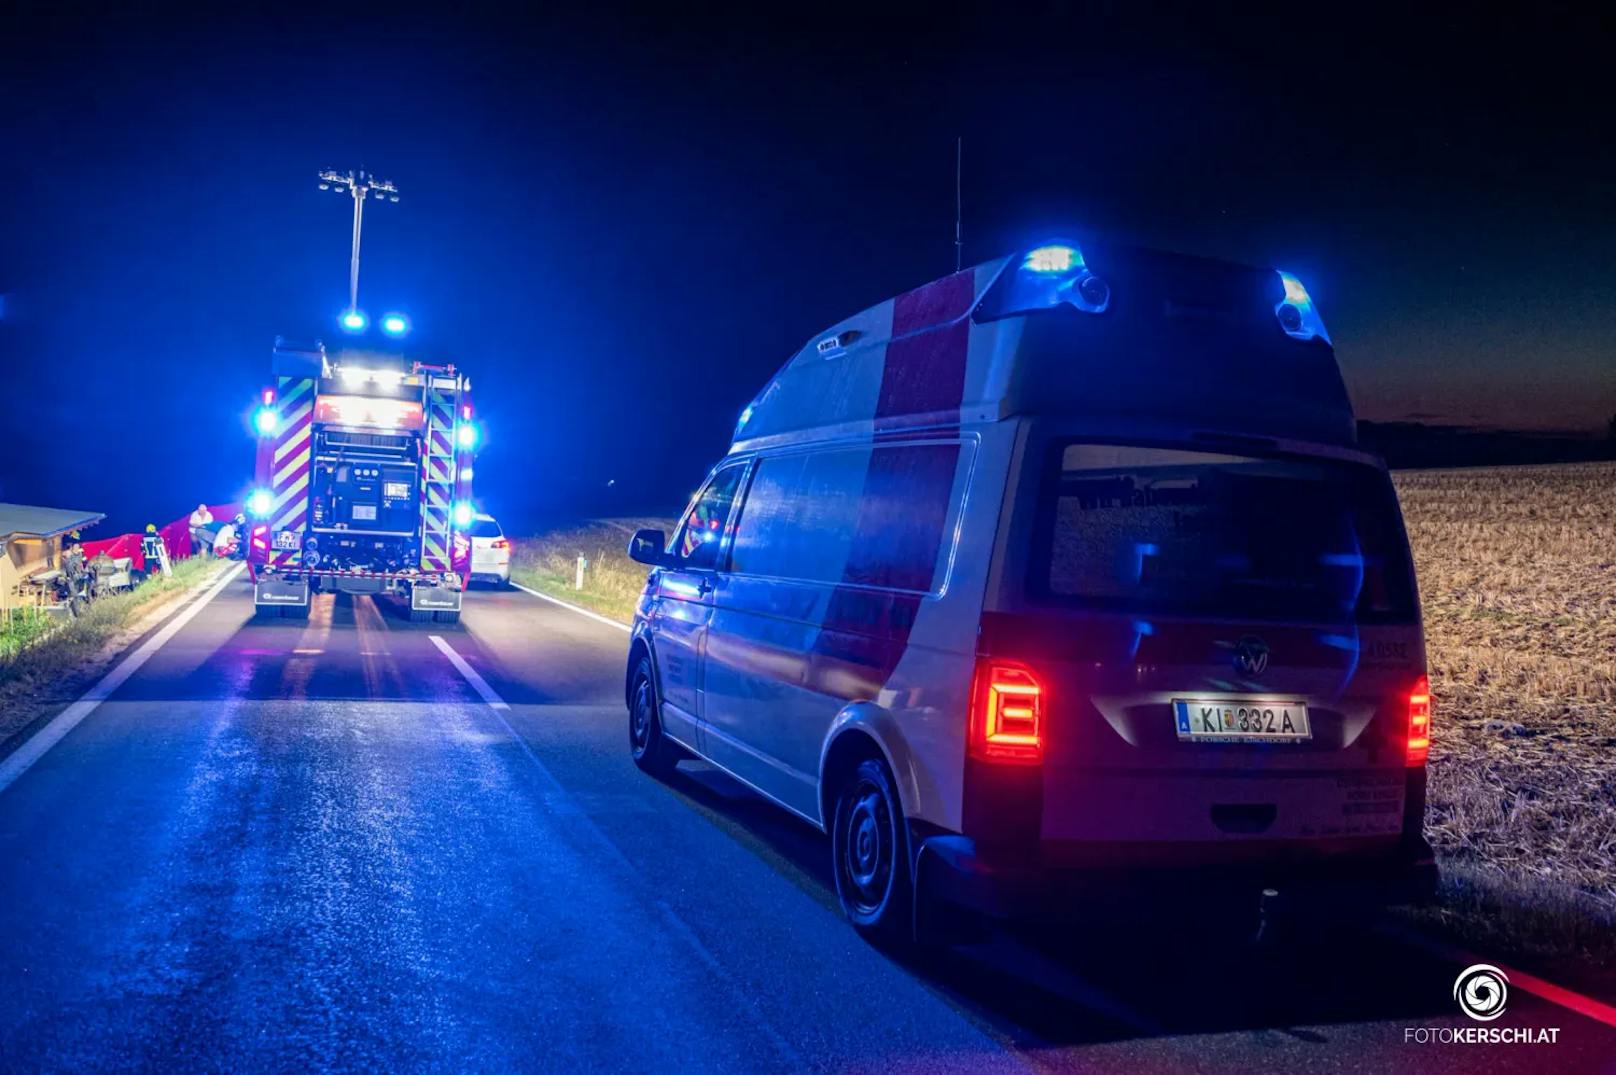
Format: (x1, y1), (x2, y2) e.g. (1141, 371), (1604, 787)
(985, 442), (1423, 856)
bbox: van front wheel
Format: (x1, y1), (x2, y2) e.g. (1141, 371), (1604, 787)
(628, 657), (681, 778)
(832, 757), (913, 943)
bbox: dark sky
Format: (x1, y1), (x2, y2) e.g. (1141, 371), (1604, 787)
(2, 4), (1613, 534)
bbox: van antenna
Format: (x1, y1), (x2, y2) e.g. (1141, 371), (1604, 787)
(954, 136), (963, 272)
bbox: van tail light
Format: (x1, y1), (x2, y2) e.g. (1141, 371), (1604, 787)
(970, 659), (1043, 764)
(490, 538), (509, 550)
(1406, 675), (1432, 767)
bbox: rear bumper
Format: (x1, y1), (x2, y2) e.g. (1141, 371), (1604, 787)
(469, 563), (510, 584)
(915, 833), (1438, 924)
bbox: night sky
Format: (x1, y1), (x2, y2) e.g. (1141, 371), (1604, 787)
(2, 5), (1613, 535)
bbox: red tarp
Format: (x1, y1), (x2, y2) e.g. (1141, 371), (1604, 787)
(79, 502), (241, 571)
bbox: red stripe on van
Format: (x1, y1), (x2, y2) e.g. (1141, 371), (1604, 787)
(873, 268), (975, 429)
(810, 272), (974, 697)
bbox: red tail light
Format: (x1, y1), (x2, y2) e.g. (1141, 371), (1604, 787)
(490, 538), (509, 550)
(250, 524), (269, 550)
(970, 659), (1043, 764)
(1406, 675), (1432, 766)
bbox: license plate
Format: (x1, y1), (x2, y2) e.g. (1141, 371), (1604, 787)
(273, 530), (299, 551)
(1174, 698), (1311, 743)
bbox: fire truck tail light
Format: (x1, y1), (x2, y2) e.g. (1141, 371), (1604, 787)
(1407, 675), (1432, 766)
(971, 659), (1044, 764)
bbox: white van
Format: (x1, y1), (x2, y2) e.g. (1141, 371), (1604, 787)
(626, 240), (1436, 942)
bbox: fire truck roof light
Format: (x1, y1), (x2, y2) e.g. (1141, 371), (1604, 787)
(380, 312), (410, 337)
(340, 309), (368, 333)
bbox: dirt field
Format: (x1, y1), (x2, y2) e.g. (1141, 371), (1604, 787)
(1393, 462), (1616, 963)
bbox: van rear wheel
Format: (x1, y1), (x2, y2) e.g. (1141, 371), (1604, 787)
(831, 757), (913, 944)
(628, 656), (681, 778)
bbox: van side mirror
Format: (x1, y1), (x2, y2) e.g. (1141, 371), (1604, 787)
(628, 527), (668, 567)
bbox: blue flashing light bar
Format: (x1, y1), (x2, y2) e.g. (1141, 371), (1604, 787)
(380, 312), (410, 337)
(340, 308), (368, 333)
(246, 489), (274, 518)
(253, 406), (279, 436)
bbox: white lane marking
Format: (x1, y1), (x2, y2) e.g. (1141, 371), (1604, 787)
(1379, 921), (1616, 1029)
(509, 582), (630, 634)
(0, 563), (245, 796)
(429, 634), (510, 710)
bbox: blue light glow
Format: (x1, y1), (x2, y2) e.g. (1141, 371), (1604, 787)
(1023, 245), (1080, 273)
(452, 501), (474, 528)
(340, 308), (368, 332)
(456, 423), (479, 450)
(246, 489), (274, 518)
(1274, 271), (1332, 344)
(380, 312), (410, 337)
(253, 407), (278, 436)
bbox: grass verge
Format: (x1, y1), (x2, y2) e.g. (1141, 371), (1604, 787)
(509, 519), (671, 623)
(0, 557), (223, 746)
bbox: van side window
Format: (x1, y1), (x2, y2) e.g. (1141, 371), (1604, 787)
(673, 464), (747, 570)
(729, 442), (966, 593)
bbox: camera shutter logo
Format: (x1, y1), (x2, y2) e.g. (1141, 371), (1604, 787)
(1453, 964), (1509, 1021)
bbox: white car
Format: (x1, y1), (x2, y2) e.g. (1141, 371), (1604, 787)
(468, 513), (511, 587)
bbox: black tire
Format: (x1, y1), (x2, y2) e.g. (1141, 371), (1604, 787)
(628, 655), (681, 778)
(831, 756), (914, 944)
(433, 610), (460, 625)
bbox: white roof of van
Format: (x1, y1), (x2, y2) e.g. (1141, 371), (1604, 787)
(732, 242), (1357, 453)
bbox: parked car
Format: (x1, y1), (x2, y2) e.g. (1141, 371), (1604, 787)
(624, 240), (1436, 944)
(468, 513), (511, 587)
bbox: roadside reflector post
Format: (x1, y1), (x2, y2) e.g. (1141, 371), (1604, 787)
(575, 556), (588, 590)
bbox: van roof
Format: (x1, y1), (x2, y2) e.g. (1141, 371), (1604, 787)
(732, 240), (1357, 454)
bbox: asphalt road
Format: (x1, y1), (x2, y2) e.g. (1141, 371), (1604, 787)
(0, 574), (1611, 1072)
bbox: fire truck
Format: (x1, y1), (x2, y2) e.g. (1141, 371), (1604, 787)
(244, 339), (476, 623)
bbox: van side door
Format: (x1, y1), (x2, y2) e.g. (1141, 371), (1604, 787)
(647, 461), (748, 752)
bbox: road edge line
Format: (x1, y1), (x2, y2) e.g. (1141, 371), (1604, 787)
(1378, 921), (1616, 1029)
(509, 581), (630, 634)
(0, 562), (245, 796)
(429, 634), (510, 710)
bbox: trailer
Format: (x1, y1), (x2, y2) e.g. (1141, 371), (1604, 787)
(245, 340), (476, 623)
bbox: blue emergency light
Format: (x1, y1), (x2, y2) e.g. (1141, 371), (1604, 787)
(246, 489), (274, 518)
(340, 308), (368, 333)
(452, 501), (474, 528)
(456, 423), (479, 450)
(253, 406), (279, 436)
(1274, 271), (1331, 344)
(380, 312), (410, 337)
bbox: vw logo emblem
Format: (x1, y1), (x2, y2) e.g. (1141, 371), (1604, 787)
(1234, 637), (1270, 677)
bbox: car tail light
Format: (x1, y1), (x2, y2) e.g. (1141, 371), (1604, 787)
(1406, 675), (1432, 766)
(970, 659), (1043, 764)
(490, 538), (509, 550)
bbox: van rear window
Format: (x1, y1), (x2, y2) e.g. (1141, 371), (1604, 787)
(1033, 444), (1416, 622)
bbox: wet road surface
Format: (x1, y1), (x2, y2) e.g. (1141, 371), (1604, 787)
(0, 575), (1611, 1072)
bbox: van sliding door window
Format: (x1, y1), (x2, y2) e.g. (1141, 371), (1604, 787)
(673, 464), (747, 570)
(729, 442), (969, 594)
(1033, 443), (1416, 622)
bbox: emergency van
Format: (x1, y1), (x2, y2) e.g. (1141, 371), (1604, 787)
(625, 240), (1436, 942)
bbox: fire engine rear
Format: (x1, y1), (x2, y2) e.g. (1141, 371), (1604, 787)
(245, 340), (477, 623)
